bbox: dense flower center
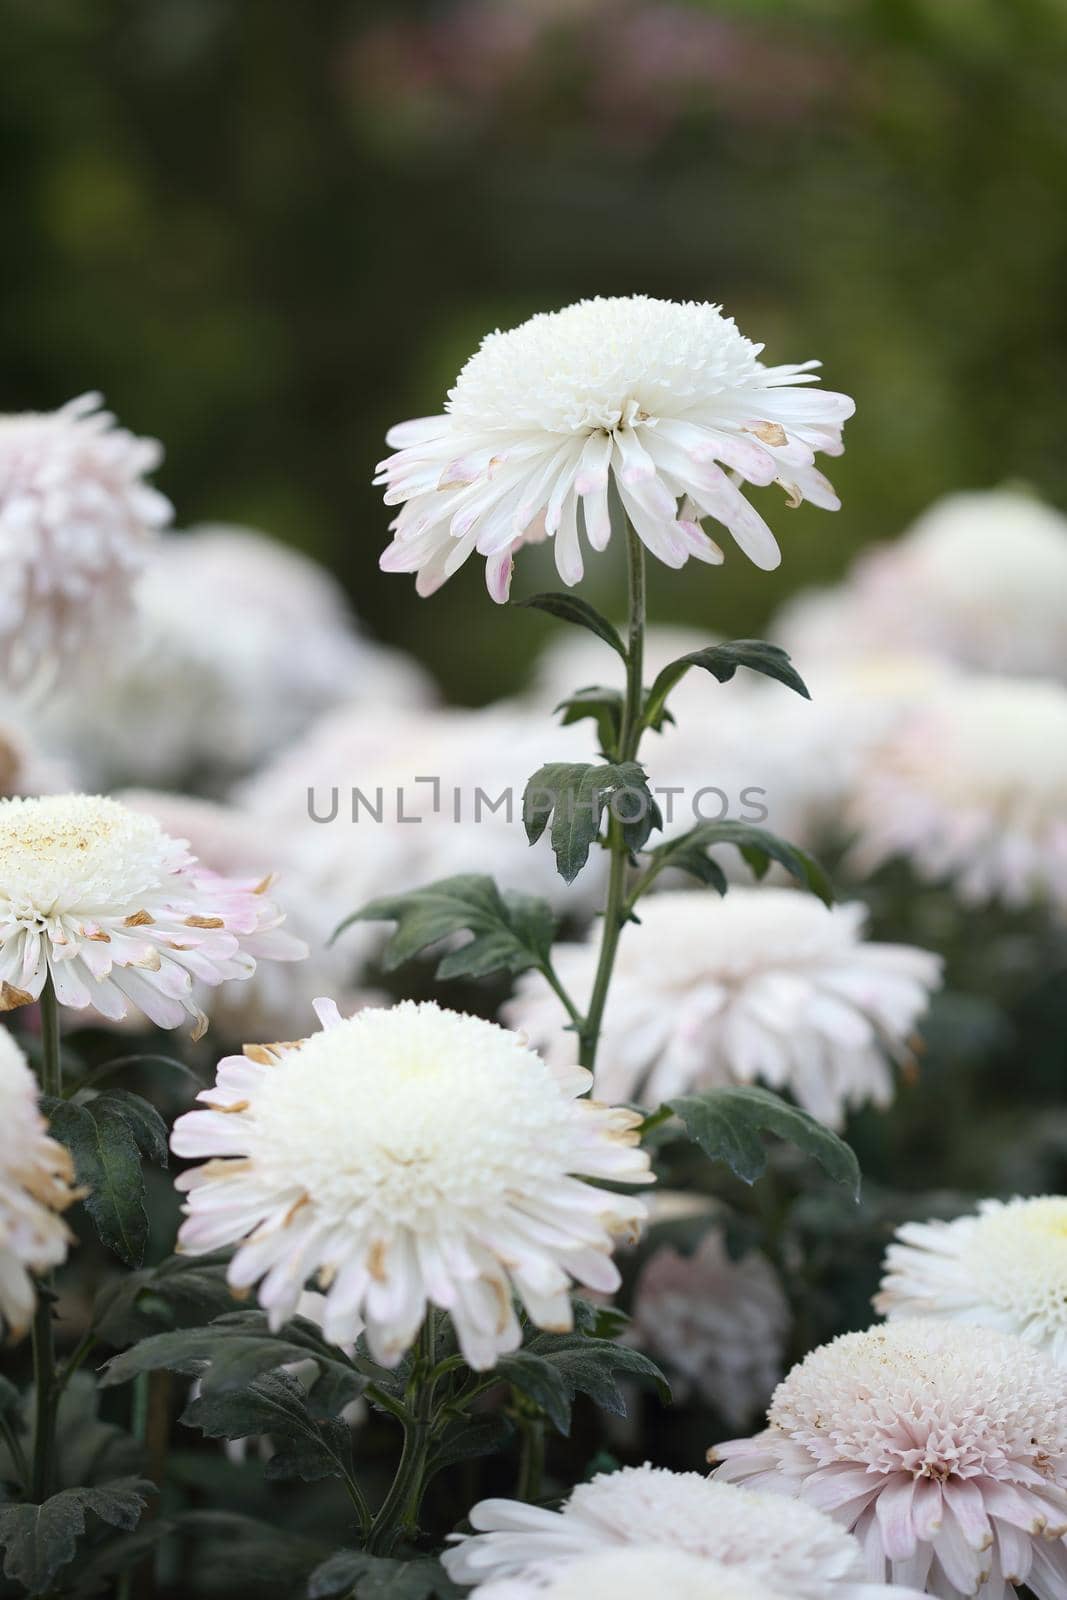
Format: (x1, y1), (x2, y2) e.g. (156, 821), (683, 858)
(960, 1198), (1067, 1315)
(0, 794), (185, 921)
(245, 1003), (584, 1225)
(447, 296), (766, 435)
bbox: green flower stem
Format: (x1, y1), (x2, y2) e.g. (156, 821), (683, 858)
(366, 1317), (438, 1555)
(31, 974), (62, 1505)
(578, 521), (646, 1075)
(515, 1411), (545, 1503)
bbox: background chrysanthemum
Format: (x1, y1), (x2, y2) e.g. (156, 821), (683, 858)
(504, 888), (942, 1128)
(172, 999), (653, 1370)
(377, 296), (854, 599)
(469, 1546), (799, 1600)
(631, 1226), (790, 1426)
(0, 393), (172, 689)
(0, 1024), (78, 1338)
(846, 675), (1067, 913)
(0, 793), (305, 1035)
(39, 525), (434, 791)
(444, 1463), (920, 1599)
(875, 1195), (1067, 1362)
(712, 1319), (1067, 1600)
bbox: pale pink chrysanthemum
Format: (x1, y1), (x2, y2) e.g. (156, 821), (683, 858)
(875, 1196), (1067, 1364)
(846, 675), (1067, 914)
(444, 1463), (923, 1599)
(631, 1227), (790, 1426)
(504, 889), (942, 1129)
(0, 1025), (78, 1338)
(712, 1319), (1067, 1600)
(376, 296), (854, 600)
(0, 794), (306, 1036)
(0, 394), (171, 688)
(172, 999), (652, 1370)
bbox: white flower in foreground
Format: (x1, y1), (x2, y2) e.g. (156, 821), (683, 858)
(632, 1227), (790, 1426)
(40, 525), (434, 788)
(0, 794), (306, 1035)
(875, 1196), (1067, 1363)
(778, 491), (1067, 681)
(0, 394), (171, 688)
(712, 1320), (1067, 1600)
(444, 1464), (920, 1599)
(505, 889), (942, 1128)
(847, 676), (1067, 913)
(0, 1025), (78, 1338)
(472, 1546), (798, 1600)
(172, 1000), (652, 1369)
(377, 296), (854, 599)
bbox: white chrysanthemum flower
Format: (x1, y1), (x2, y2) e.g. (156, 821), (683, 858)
(0, 1025), (78, 1338)
(40, 525), (434, 789)
(0, 394), (171, 689)
(846, 676), (1067, 913)
(778, 491), (1067, 681)
(377, 296), (854, 599)
(0, 794), (306, 1035)
(632, 1227), (790, 1426)
(471, 1546), (793, 1600)
(875, 1196), (1067, 1362)
(118, 790), (373, 1041)
(712, 1320), (1067, 1600)
(172, 1000), (653, 1369)
(504, 889), (942, 1129)
(444, 1463), (919, 1599)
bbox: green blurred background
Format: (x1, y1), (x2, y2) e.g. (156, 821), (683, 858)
(3, 0), (1065, 700)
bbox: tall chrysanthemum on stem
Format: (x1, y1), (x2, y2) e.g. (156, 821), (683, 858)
(172, 999), (653, 1370)
(0, 793), (306, 1036)
(712, 1319), (1067, 1600)
(377, 296), (854, 600)
(0, 394), (172, 689)
(876, 1196), (1067, 1362)
(444, 1464), (923, 1599)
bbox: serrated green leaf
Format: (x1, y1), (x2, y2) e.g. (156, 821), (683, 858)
(92, 1251), (242, 1348)
(513, 592), (627, 660)
(498, 1333), (669, 1436)
(182, 1371), (355, 1484)
(638, 821), (832, 906)
(335, 874), (557, 983)
(308, 1550), (464, 1599)
(425, 1414), (514, 1485)
(177, 1510), (329, 1597)
(99, 1310), (372, 1411)
(523, 761), (661, 882)
(0, 1478), (153, 1591)
(644, 639), (810, 728)
(555, 686), (624, 758)
(44, 1095), (149, 1267)
(666, 1085), (861, 1197)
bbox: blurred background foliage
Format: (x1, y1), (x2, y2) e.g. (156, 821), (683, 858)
(2, 0), (1066, 699)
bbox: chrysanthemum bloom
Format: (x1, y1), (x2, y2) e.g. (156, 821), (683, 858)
(0, 394), (171, 688)
(0, 1025), (78, 1338)
(631, 1227), (790, 1426)
(712, 1320), (1067, 1600)
(505, 889), (942, 1128)
(171, 1000), (652, 1369)
(444, 1463), (920, 1599)
(777, 491), (1067, 681)
(847, 676), (1067, 913)
(377, 296), (854, 599)
(470, 1546), (799, 1600)
(39, 525), (434, 790)
(0, 794), (305, 1035)
(875, 1196), (1067, 1364)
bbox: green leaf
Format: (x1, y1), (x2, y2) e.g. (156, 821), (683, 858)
(99, 1310), (371, 1412)
(523, 761), (662, 882)
(638, 821), (833, 906)
(666, 1085), (861, 1197)
(93, 1251), (242, 1348)
(182, 1371), (355, 1484)
(513, 592), (627, 660)
(555, 687), (624, 758)
(177, 1511), (329, 1597)
(335, 874), (558, 983)
(0, 1478), (153, 1591)
(425, 1414), (514, 1484)
(44, 1090), (168, 1268)
(644, 639), (810, 727)
(308, 1550), (463, 1599)
(498, 1333), (669, 1436)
